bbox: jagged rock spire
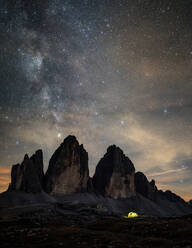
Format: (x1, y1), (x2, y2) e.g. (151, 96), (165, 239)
(44, 135), (89, 195)
(92, 145), (135, 199)
(9, 149), (44, 193)
(134, 172), (157, 201)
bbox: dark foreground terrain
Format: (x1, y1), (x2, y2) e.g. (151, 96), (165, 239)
(1, 207), (192, 248)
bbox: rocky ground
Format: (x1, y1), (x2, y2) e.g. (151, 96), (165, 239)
(0, 205), (192, 248)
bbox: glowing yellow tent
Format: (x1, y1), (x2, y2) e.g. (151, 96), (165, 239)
(124, 212), (138, 218)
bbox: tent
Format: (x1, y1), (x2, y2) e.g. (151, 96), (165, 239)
(124, 212), (138, 218)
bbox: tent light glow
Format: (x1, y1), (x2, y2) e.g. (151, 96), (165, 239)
(124, 212), (138, 218)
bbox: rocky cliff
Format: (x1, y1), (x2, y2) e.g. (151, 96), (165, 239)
(7, 134), (190, 212)
(9, 150), (44, 193)
(135, 171), (186, 205)
(135, 172), (157, 201)
(157, 189), (185, 203)
(92, 145), (135, 199)
(44, 135), (89, 195)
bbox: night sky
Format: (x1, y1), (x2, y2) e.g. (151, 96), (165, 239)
(0, 0), (192, 200)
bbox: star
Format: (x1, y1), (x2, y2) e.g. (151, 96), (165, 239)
(57, 133), (62, 139)
(120, 120), (125, 125)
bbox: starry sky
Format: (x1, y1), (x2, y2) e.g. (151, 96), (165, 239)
(0, 0), (192, 200)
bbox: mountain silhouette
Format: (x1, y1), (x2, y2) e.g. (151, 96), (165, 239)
(1, 135), (192, 217)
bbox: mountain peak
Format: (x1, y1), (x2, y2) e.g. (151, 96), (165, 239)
(92, 145), (135, 199)
(44, 136), (89, 195)
(9, 151), (44, 193)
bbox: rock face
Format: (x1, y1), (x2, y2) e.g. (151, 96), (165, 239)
(135, 172), (157, 201)
(87, 177), (94, 193)
(44, 135), (89, 195)
(9, 150), (44, 193)
(92, 145), (135, 199)
(157, 190), (185, 203)
(135, 172), (186, 204)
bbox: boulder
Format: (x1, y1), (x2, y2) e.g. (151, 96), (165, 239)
(92, 145), (135, 199)
(44, 135), (89, 195)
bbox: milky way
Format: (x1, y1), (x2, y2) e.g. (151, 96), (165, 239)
(0, 0), (192, 200)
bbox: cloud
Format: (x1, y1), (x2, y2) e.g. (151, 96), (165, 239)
(113, 115), (191, 169)
(0, 167), (10, 193)
(147, 167), (186, 177)
(0, 168), (10, 176)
